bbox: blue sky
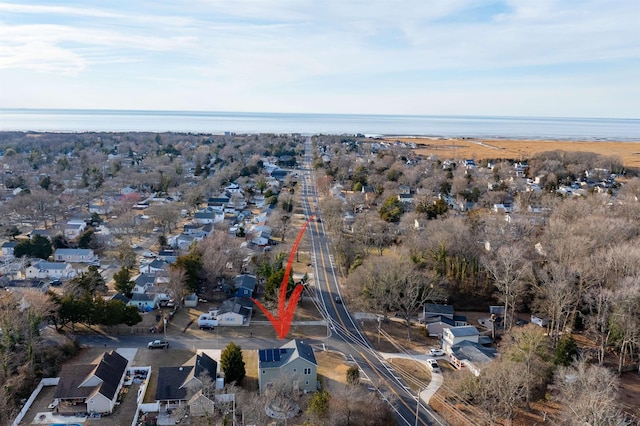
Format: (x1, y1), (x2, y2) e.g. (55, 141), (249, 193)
(0, 0), (638, 118)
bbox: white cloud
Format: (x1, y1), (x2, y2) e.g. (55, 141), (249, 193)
(0, 0), (638, 116)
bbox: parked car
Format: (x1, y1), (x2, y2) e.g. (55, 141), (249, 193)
(427, 358), (441, 372)
(429, 348), (445, 357)
(143, 251), (156, 258)
(148, 339), (169, 349)
(199, 324), (215, 330)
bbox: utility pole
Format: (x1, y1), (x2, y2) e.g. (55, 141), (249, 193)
(415, 387), (422, 426)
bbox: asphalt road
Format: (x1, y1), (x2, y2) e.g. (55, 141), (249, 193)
(300, 138), (445, 426)
(77, 139), (447, 425)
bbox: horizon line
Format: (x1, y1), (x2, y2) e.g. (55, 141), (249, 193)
(1, 107), (637, 122)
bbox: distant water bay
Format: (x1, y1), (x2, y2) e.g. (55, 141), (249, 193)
(1, 109), (639, 141)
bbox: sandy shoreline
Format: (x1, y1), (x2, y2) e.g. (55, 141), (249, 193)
(384, 137), (640, 169)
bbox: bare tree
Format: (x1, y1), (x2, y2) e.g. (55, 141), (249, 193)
(609, 278), (640, 374)
(503, 324), (552, 409)
(552, 360), (626, 425)
(483, 245), (532, 330)
(147, 203), (182, 234)
(350, 251), (445, 340)
(167, 266), (189, 308)
(197, 231), (245, 282)
(584, 285), (615, 365)
(532, 261), (579, 347)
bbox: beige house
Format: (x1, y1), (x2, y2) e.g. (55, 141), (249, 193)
(258, 339), (317, 395)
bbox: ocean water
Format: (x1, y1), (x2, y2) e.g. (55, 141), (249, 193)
(0, 109), (639, 140)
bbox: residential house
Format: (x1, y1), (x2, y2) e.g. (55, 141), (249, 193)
(155, 352), (218, 410)
(422, 304), (468, 337)
(233, 274), (256, 298)
(142, 259), (170, 275)
(207, 196), (230, 213)
(25, 260), (76, 280)
(1, 241), (17, 257)
(54, 351), (128, 415)
(448, 340), (498, 376)
(54, 248), (97, 263)
(214, 297), (253, 326)
(193, 209), (218, 224)
(442, 326), (480, 353)
(64, 219), (87, 239)
(133, 273), (156, 294)
(128, 292), (157, 311)
(158, 250), (178, 264)
(258, 339), (317, 395)
(270, 169), (288, 181)
(30, 229), (52, 240)
(398, 189), (414, 205)
(224, 182), (243, 194)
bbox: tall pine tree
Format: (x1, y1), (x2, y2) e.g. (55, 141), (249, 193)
(220, 341), (245, 385)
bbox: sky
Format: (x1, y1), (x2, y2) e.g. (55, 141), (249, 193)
(0, 0), (639, 118)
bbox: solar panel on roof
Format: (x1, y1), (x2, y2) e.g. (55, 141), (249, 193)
(274, 350), (280, 362)
(259, 351), (266, 362)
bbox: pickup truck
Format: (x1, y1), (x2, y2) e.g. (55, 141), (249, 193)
(148, 339), (169, 349)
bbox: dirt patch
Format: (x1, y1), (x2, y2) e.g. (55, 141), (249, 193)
(358, 317), (438, 353)
(387, 358), (432, 392)
(619, 371), (640, 419)
(242, 350), (259, 392)
(316, 351), (350, 389)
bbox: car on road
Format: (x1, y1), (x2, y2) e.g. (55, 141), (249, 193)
(427, 358), (441, 372)
(148, 339), (169, 349)
(335, 296), (342, 304)
(429, 348), (445, 357)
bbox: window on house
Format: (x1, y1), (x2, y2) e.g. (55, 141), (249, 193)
(305, 380), (309, 385)
(304, 368), (311, 375)
(293, 368), (297, 373)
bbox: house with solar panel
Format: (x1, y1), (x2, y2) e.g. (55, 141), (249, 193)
(258, 339), (317, 395)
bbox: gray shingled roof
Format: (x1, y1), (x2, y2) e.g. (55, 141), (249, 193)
(450, 340), (497, 365)
(155, 366), (193, 401)
(54, 351), (127, 401)
(258, 339), (316, 369)
(234, 274), (256, 292)
(448, 326), (479, 337)
(193, 353), (218, 380)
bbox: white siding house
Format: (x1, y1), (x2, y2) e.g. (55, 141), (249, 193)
(25, 261), (76, 279)
(54, 248), (97, 263)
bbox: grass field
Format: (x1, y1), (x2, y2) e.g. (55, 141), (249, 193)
(384, 137), (640, 169)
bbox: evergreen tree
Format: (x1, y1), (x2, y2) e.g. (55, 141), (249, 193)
(306, 390), (331, 424)
(174, 251), (202, 292)
(113, 267), (135, 298)
(553, 334), (579, 366)
(379, 196), (404, 222)
(346, 364), (360, 386)
(220, 341), (246, 385)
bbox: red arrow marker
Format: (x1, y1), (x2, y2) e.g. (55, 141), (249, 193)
(251, 214), (315, 339)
